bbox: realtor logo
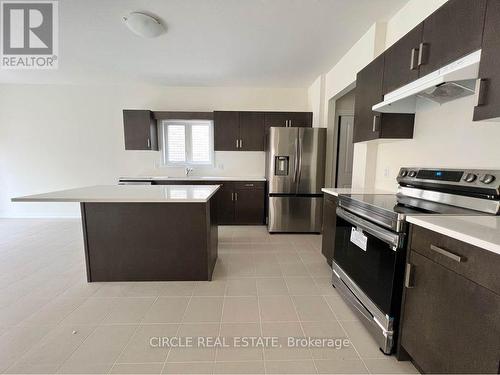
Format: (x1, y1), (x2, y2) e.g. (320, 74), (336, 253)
(1, 0), (58, 69)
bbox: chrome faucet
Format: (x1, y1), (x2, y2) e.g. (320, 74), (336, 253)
(185, 167), (194, 177)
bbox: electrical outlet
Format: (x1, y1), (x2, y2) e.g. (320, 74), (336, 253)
(218, 163), (224, 170)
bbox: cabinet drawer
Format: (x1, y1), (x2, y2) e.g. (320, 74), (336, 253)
(234, 182), (265, 190)
(410, 225), (500, 294)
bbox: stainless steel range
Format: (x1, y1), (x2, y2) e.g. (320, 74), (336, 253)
(331, 168), (500, 355)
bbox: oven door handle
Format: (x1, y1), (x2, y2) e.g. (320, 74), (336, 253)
(336, 207), (403, 250)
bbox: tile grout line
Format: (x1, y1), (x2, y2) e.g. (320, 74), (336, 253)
(107, 294), (160, 374)
(323, 294), (370, 374)
(160, 288), (194, 374)
(213, 282), (228, 367)
(282, 264), (319, 375)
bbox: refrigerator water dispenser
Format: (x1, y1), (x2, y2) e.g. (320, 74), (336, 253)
(274, 156), (289, 176)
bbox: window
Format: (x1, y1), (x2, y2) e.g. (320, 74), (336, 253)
(161, 120), (214, 166)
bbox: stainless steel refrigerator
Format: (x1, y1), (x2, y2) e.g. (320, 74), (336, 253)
(266, 127), (326, 233)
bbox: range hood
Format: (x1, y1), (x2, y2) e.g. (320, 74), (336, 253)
(373, 50), (481, 113)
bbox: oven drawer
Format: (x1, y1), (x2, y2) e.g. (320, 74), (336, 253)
(410, 225), (500, 295)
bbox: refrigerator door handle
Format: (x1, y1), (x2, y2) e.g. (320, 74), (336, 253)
(293, 136), (299, 183)
(297, 129), (304, 191)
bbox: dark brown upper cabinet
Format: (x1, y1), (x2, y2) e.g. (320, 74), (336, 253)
(418, 0), (487, 77)
(474, 0), (500, 122)
(354, 55), (415, 143)
(264, 112), (312, 129)
(214, 111), (240, 151)
(123, 110), (158, 151)
(239, 112), (265, 151)
(214, 111), (265, 151)
(382, 23), (423, 94)
(214, 111), (311, 151)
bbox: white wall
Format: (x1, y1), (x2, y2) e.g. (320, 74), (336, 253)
(385, 0), (448, 48)
(307, 75), (325, 127)
(0, 84), (307, 217)
(375, 96), (500, 192)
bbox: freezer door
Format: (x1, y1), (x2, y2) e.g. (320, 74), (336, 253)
(297, 128), (326, 194)
(268, 196), (323, 233)
(266, 127), (299, 194)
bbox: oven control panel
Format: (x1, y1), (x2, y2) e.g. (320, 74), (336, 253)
(397, 168), (500, 194)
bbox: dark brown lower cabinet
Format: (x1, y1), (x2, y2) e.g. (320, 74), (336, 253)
(152, 180), (265, 225)
(216, 182), (236, 225)
(233, 183), (265, 225)
(321, 194), (337, 266)
(399, 225), (500, 374)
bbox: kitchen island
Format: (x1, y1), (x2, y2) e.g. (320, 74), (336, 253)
(12, 185), (220, 282)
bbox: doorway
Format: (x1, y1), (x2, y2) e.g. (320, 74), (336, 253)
(325, 88), (355, 188)
(335, 115), (354, 188)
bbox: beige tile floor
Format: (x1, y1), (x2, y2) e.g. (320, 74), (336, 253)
(0, 219), (418, 374)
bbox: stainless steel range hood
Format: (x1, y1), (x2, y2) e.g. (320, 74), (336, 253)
(373, 50), (481, 113)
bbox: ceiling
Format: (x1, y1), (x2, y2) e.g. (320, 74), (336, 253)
(0, 0), (409, 87)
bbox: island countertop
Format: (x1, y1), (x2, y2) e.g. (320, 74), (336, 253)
(12, 184), (221, 203)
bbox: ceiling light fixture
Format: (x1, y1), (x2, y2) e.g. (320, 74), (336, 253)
(122, 12), (166, 38)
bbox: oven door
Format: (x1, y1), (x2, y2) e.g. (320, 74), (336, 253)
(333, 207), (405, 316)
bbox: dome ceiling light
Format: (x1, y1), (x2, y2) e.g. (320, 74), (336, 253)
(123, 12), (166, 38)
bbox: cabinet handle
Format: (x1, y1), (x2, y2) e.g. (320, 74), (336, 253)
(475, 78), (488, 107)
(239, 139), (243, 148)
(372, 115), (380, 132)
(147, 138), (151, 148)
(231, 192), (235, 201)
(235, 192), (238, 201)
(430, 244), (465, 263)
(417, 42), (429, 67)
(235, 139), (239, 149)
(244, 183), (254, 187)
(410, 47), (419, 70)
(404, 263), (415, 288)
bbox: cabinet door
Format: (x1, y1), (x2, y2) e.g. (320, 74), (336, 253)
(264, 112), (290, 129)
(234, 184), (265, 224)
(383, 24), (423, 94)
(214, 111), (239, 151)
(419, 0), (487, 77)
(321, 194), (337, 266)
(216, 182), (235, 224)
(289, 112), (313, 127)
(474, 0), (500, 122)
(123, 110), (158, 150)
(401, 251), (500, 374)
(239, 112), (265, 151)
(353, 55), (384, 143)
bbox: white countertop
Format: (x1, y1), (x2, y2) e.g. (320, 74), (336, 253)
(119, 176), (266, 182)
(321, 187), (392, 197)
(12, 185), (221, 203)
(406, 215), (500, 256)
